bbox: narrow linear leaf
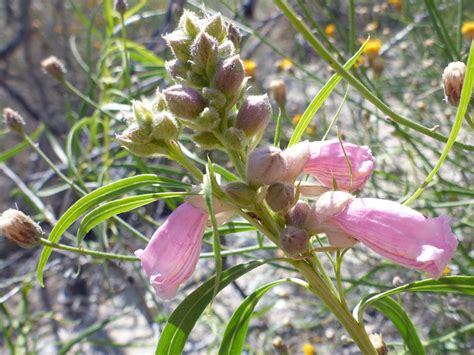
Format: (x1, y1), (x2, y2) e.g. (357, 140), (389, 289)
(218, 278), (308, 355)
(288, 38), (368, 146)
(156, 260), (267, 355)
(0, 124), (45, 162)
(77, 192), (190, 245)
(37, 174), (170, 285)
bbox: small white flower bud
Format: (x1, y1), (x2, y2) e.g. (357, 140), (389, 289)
(41, 56), (66, 80)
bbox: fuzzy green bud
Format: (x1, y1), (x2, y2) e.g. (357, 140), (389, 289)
(164, 31), (192, 62)
(191, 32), (218, 76)
(224, 127), (247, 150)
(214, 55), (245, 97)
(151, 111), (180, 141)
(132, 100), (153, 126)
(198, 107), (220, 129)
(163, 85), (206, 119)
(279, 226), (309, 258)
(192, 131), (223, 150)
(179, 10), (201, 37)
(247, 146), (288, 187)
(202, 88), (227, 109)
(236, 94), (272, 137)
(223, 182), (257, 209)
(165, 59), (189, 83)
(203, 14), (226, 42)
(218, 40), (236, 58)
(265, 182), (295, 212)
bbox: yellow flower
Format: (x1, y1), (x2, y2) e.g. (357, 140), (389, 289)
(388, 0), (402, 10)
(363, 39), (383, 59)
(442, 266), (451, 276)
(303, 343), (316, 355)
(461, 21), (474, 41)
(292, 114), (302, 124)
(243, 59), (257, 77)
(305, 126), (316, 135)
(277, 58), (294, 72)
(324, 23), (336, 37)
(355, 56), (366, 68)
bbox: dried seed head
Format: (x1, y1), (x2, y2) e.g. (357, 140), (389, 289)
(369, 334), (388, 355)
(279, 226), (309, 258)
(270, 79), (287, 106)
(3, 108), (25, 133)
(114, 0), (128, 14)
(265, 182), (295, 212)
(246, 146), (288, 187)
(235, 94), (272, 137)
(0, 209), (42, 248)
(41, 56), (66, 80)
(442, 61), (466, 106)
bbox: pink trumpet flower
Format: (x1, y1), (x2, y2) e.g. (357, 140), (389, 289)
(135, 202), (208, 299)
(315, 192), (458, 279)
(304, 139), (375, 191)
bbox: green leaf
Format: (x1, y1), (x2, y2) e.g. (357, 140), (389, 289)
(0, 124), (45, 162)
(37, 174), (173, 285)
(77, 192), (190, 245)
(371, 297), (425, 355)
(156, 260), (266, 355)
(288, 38), (368, 147)
(218, 278), (308, 355)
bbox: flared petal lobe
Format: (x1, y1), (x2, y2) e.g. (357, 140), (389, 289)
(135, 202), (208, 299)
(304, 140), (375, 191)
(329, 198), (458, 279)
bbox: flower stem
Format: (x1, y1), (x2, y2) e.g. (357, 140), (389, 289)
(167, 141), (203, 181)
(39, 238), (139, 262)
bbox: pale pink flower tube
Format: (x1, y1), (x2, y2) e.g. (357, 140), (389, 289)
(328, 198), (458, 279)
(135, 202), (208, 299)
(304, 139), (375, 191)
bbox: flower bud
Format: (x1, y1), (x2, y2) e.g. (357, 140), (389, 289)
(265, 182), (295, 212)
(191, 32), (218, 75)
(226, 23), (241, 51)
(223, 182), (257, 208)
(0, 209), (42, 248)
(218, 40), (236, 58)
(235, 94), (272, 137)
(114, 0), (128, 14)
(285, 202), (311, 228)
(224, 127), (246, 150)
(179, 10), (201, 37)
(214, 55), (245, 97)
(313, 191), (354, 225)
(198, 107), (220, 129)
(3, 108), (25, 133)
(132, 100), (153, 127)
(164, 31), (192, 62)
(270, 79), (287, 106)
(41, 56), (66, 80)
(203, 14), (226, 42)
(369, 334), (388, 355)
(442, 61), (466, 107)
(192, 131), (223, 150)
(116, 131), (169, 157)
(279, 226), (309, 258)
(280, 141), (310, 183)
(247, 146), (288, 187)
(163, 85), (206, 119)
(202, 88), (227, 109)
(165, 59), (189, 82)
(151, 111), (180, 141)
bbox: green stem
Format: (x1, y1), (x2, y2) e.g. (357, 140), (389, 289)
(167, 141), (204, 181)
(295, 260), (377, 354)
(226, 148), (247, 179)
(39, 238), (139, 262)
(120, 14), (132, 97)
(274, 0), (474, 152)
(336, 250), (349, 311)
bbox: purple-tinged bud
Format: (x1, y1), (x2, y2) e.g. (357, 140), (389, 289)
(270, 79), (287, 106)
(280, 226), (309, 258)
(165, 59), (189, 82)
(224, 127), (246, 150)
(280, 141), (310, 183)
(191, 32), (218, 75)
(265, 182), (295, 212)
(236, 94), (272, 137)
(179, 10), (201, 37)
(202, 88), (226, 109)
(114, 0), (128, 14)
(164, 31), (192, 62)
(163, 85), (206, 119)
(224, 182), (257, 208)
(214, 55), (245, 97)
(41, 56), (66, 80)
(203, 14), (226, 42)
(151, 111), (180, 141)
(3, 108), (25, 134)
(227, 23), (241, 51)
(285, 202), (310, 228)
(192, 131), (223, 150)
(442, 61), (466, 107)
(0, 209), (42, 248)
(247, 146), (288, 187)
